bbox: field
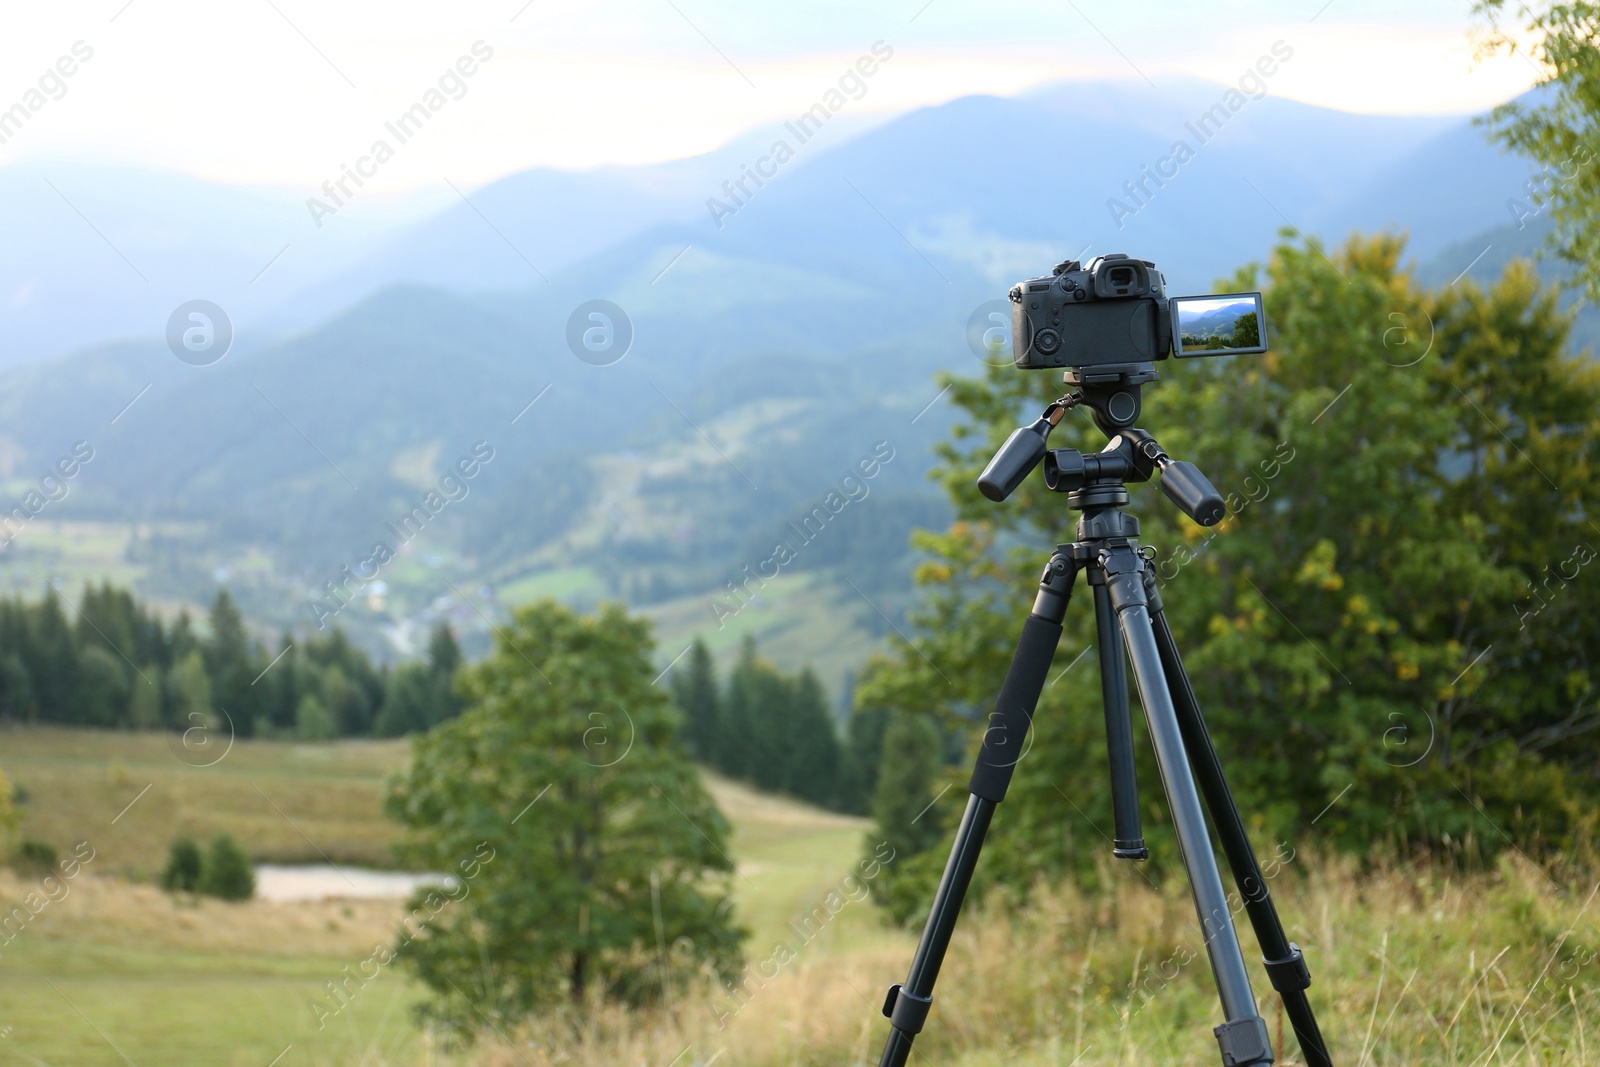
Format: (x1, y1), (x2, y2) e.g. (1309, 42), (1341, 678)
(1, 726), (1597, 1066)
(0, 726), (884, 1066)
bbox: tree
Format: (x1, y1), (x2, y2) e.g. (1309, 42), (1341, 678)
(670, 637), (720, 760)
(856, 233), (1600, 917)
(715, 636), (760, 778)
(1477, 1), (1600, 298)
(168, 650), (213, 732)
(840, 704), (891, 813)
(385, 600), (745, 1027)
(867, 709), (948, 924)
(162, 835), (202, 892)
(198, 833), (255, 900)
(204, 591), (262, 737)
(374, 663), (433, 737)
(75, 646), (129, 727)
(425, 622), (464, 727)
(783, 668), (843, 806)
(127, 669), (164, 730)
(295, 693), (337, 741)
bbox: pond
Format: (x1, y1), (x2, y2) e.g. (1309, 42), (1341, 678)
(254, 864), (448, 902)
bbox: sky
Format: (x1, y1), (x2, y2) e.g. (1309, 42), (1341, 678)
(0, 0), (1542, 194)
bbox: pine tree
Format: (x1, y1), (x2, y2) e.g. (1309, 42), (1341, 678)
(670, 637), (720, 760)
(198, 833), (255, 900)
(161, 835), (202, 892)
(840, 704), (891, 814)
(784, 668), (842, 806)
(204, 590), (262, 736)
(716, 636), (759, 778)
(168, 650), (212, 731)
(867, 709), (947, 922)
(374, 663), (433, 737)
(295, 693), (336, 741)
(127, 669), (164, 730)
(425, 623), (464, 726)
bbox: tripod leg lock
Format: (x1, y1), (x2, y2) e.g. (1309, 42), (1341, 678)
(881, 983), (934, 1035)
(1262, 942), (1312, 993)
(1213, 1016), (1274, 1066)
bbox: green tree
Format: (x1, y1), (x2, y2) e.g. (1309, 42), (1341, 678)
(0, 653), (33, 723)
(167, 649), (213, 732)
(715, 636), (760, 778)
(204, 590), (262, 737)
(198, 833), (255, 900)
(783, 667), (843, 806)
(840, 704), (891, 814)
(1477, 1), (1600, 298)
(670, 637), (720, 760)
(1231, 310), (1260, 348)
(425, 622), (464, 726)
(294, 693), (337, 741)
(374, 663), (433, 737)
(127, 670), (163, 730)
(867, 709), (948, 924)
(162, 835), (202, 892)
(858, 234), (1600, 915)
(386, 600), (744, 1026)
(76, 646), (129, 727)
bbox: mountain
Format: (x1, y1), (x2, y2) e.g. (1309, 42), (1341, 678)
(0, 78), (1556, 694)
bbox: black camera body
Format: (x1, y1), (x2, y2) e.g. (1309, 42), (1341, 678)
(1009, 254), (1172, 369)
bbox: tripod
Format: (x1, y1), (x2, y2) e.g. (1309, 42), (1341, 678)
(875, 365), (1330, 1067)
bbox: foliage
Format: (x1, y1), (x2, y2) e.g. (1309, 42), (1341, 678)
(676, 634), (851, 810)
(857, 234), (1600, 912)
(294, 694), (337, 742)
(161, 835), (202, 892)
(0, 769), (15, 842)
(15, 837), (56, 872)
(197, 833), (255, 900)
(866, 709), (949, 923)
(670, 637), (720, 760)
(0, 581), (462, 739)
(1477, 0), (1600, 300)
(386, 599), (745, 1029)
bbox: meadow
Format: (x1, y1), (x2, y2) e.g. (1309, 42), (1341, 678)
(0, 726), (1596, 1066)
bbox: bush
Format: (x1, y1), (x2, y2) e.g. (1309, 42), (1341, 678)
(161, 835), (202, 892)
(197, 833), (255, 901)
(14, 838), (56, 872)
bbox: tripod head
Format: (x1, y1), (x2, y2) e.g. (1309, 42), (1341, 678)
(976, 363), (1225, 527)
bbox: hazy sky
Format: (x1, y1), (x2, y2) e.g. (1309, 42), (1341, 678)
(0, 0), (1538, 192)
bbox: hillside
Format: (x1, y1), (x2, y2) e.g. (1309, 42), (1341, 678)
(0, 80), (1553, 694)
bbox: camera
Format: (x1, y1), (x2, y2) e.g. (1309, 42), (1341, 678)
(1009, 253), (1265, 369)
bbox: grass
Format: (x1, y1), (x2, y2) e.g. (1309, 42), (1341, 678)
(0, 727), (878, 1066)
(0, 725), (411, 876)
(3, 726), (1596, 1066)
(464, 852), (1600, 1067)
(0, 520), (148, 596)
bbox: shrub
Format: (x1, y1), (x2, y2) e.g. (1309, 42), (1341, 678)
(15, 838), (56, 872)
(198, 833), (255, 901)
(161, 835), (202, 892)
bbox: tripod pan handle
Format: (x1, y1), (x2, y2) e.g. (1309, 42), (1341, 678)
(1160, 460), (1225, 526)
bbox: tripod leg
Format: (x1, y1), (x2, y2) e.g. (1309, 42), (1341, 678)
(1102, 544), (1274, 1067)
(1092, 582), (1148, 859)
(1146, 575), (1333, 1067)
(875, 548), (1077, 1067)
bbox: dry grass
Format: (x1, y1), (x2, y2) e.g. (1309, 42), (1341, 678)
(458, 852), (1600, 1067)
(0, 866), (403, 961)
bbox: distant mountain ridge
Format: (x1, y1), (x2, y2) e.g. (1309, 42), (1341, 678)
(0, 78), (1556, 690)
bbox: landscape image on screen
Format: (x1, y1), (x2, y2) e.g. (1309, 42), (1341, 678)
(1176, 295), (1261, 353)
